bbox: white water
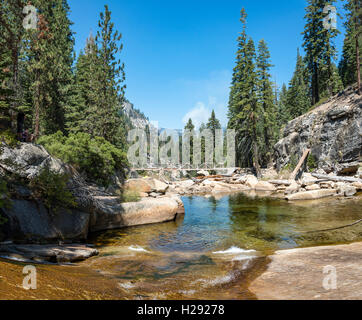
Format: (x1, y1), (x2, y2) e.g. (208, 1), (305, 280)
(212, 246), (256, 255)
(128, 245), (149, 253)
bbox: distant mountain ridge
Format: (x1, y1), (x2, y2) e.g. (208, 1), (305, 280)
(121, 100), (151, 129)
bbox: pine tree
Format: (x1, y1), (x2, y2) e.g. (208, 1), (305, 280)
(0, 0), (26, 130)
(206, 110), (221, 146)
(277, 84), (290, 127)
(24, 0), (75, 137)
(286, 49), (311, 119)
(228, 9), (262, 176)
(185, 118), (195, 132)
(68, 34), (100, 134)
(256, 39), (277, 164)
(339, 0), (361, 93)
(0, 51), (13, 129)
(81, 5), (126, 146)
(184, 118), (195, 166)
(302, 0), (340, 104)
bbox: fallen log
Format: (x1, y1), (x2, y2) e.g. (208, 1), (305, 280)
(290, 149), (310, 181)
(311, 174), (362, 183)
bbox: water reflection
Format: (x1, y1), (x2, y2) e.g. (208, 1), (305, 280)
(93, 193), (362, 254)
(1, 193), (360, 300)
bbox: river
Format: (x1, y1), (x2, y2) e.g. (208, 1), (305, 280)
(0, 193), (361, 300)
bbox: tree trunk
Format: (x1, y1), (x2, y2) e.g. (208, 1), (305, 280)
(312, 62), (318, 105)
(314, 61), (320, 104)
(34, 84), (40, 140)
(290, 149), (310, 181)
(312, 173), (362, 183)
(253, 142), (262, 178)
(34, 64), (40, 140)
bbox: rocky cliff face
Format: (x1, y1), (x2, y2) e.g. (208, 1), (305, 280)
(121, 100), (152, 129)
(274, 86), (361, 172)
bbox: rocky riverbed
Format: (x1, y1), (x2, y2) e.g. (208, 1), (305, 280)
(127, 167), (362, 202)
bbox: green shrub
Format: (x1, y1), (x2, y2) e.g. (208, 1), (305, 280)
(118, 189), (141, 203)
(289, 154), (298, 169)
(307, 154), (318, 172)
(29, 166), (77, 213)
(0, 129), (19, 148)
(38, 131), (128, 186)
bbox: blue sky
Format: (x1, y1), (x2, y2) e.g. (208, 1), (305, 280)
(68, 0), (346, 129)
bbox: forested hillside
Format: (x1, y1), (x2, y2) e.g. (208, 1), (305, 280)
(228, 0), (361, 177)
(0, 1), (132, 185)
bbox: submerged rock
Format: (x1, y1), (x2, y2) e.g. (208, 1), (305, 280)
(0, 244), (98, 264)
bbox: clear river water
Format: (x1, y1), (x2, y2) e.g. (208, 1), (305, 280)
(0, 192), (361, 300)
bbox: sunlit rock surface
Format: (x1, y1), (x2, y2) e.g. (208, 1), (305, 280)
(274, 86), (361, 172)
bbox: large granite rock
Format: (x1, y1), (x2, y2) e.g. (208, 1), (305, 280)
(249, 242), (362, 300)
(274, 87), (361, 171)
(124, 178), (169, 194)
(124, 179), (152, 193)
(0, 143), (65, 179)
(286, 189), (337, 201)
(0, 200), (90, 242)
(0, 143), (185, 243)
(254, 181), (277, 192)
(90, 196), (184, 233)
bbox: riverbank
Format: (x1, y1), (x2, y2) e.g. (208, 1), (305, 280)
(249, 241), (362, 300)
(129, 169), (362, 201)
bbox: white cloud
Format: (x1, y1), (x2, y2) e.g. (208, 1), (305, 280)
(182, 102), (211, 129)
(180, 70), (231, 128)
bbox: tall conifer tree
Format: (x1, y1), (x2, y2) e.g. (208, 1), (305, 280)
(302, 0), (340, 104)
(256, 39), (277, 164)
(24, 0), (75, 137)
(206, 110), (221, 146)
(0, 0), (26, 129)
(81, 5), (126, 146)
(277, 84), (290, 128)
(339, 0), (361, 93)
(286, 49), (311, 119)
(228, 9), (262, 176)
